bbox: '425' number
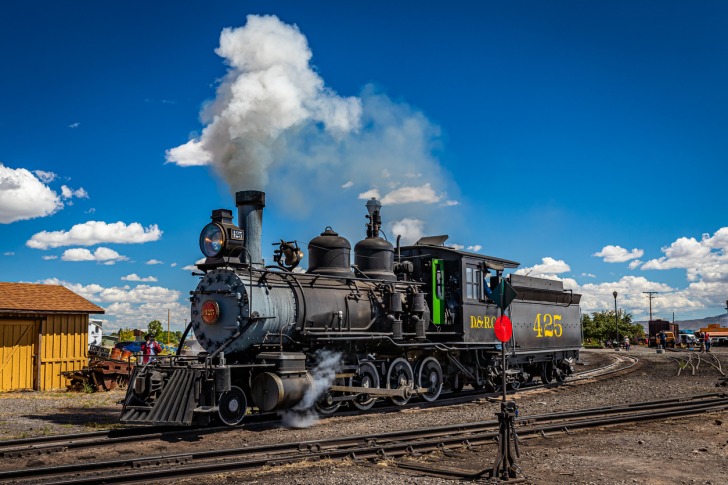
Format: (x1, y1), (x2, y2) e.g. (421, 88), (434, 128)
(533, 313), (563, 338)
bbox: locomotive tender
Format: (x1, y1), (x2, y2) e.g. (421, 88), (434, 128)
(121, 191), (582, 426)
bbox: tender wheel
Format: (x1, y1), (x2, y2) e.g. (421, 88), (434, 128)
(540, 362), (554, 385)
(415, 356), (443, 402)
(386, 357), (414, 406)
(218, 386), (247, 426)
(351, 362), (380, 411)
(554, 362), (567, 384)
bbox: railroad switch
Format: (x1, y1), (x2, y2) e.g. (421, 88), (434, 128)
(490, 400), (523, 482)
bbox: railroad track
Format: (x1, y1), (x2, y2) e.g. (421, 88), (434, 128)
(1, 391), (725, 484)
(0, 351), (635, 461)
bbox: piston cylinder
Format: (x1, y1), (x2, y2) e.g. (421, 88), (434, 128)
(251, 372), (313, 411)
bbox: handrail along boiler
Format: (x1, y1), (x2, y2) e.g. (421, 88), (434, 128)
(121, 191), (582, 426)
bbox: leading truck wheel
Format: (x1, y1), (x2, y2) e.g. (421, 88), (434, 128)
(315, 377), (345, 415)
(218, 386), (247, 426)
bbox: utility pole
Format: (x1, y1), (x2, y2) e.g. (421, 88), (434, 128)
(643, 291), (659, 322)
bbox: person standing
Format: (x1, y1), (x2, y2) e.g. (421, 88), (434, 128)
(705, 333), (711, 353)
(658, 331), (666, 350)
(624, 336), (630, 351)
(141, 334), (162, 364)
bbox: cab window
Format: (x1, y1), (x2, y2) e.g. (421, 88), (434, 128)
(465, 264), (482, 300)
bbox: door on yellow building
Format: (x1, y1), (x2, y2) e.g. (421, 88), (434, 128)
(0, 320), (38, 391)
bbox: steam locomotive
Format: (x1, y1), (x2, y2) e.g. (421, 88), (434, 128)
(121, 191), (582, 426)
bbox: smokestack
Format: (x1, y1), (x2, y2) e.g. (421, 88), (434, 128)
(236, 190), (265, 267)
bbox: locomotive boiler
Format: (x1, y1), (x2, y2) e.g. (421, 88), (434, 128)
(121, 191), (582, 426)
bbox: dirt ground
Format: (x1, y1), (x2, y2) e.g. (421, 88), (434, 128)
(1, 346), (727, 484)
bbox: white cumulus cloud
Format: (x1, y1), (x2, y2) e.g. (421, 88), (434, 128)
(516, 257), (571, 276)
(183, 258), (206, 271)
(60, 185), (89, 200)
(380, 183), (442, 205)
(0, 164), (63, 223)
(146, 259), (164, 265)
(358, 188), (381, 200)
(594, 245), (644, 263)
(61, 247), (128, 264)
(121, 274), (158, 282)
(35, 278), (188, 331)
(27, 221), (162, 249)
(33, 170), (57, 183)
(641, 228), (728, 282)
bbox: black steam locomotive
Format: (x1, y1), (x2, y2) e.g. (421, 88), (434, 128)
(121, 191), (582, 426)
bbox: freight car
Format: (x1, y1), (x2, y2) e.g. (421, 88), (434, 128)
(121, 191), (581, 426)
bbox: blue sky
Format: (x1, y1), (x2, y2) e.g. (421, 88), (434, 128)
(1, 1), (727, 332)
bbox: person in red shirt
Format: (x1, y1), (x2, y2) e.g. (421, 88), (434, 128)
(141, 334), (163, 364)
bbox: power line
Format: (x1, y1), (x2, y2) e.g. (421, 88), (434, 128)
(643, 291), (659, 322)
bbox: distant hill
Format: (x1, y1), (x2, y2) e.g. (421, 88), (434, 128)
(635, 313), (728, 332)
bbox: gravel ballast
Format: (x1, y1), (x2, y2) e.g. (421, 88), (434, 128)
(0, 346), (726, 484)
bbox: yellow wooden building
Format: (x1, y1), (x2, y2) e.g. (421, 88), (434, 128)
(0, 282), (104, 391)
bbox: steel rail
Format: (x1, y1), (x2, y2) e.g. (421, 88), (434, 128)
(0, 351), (635, 458)
(3, 393), (726, 484)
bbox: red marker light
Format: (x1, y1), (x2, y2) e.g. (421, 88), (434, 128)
(494, 315), (513, 342)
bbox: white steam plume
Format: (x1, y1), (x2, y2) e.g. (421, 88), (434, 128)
(166, 14), (361, 189)
(166, 15), (464, 236)
(280, 349), (342, 429)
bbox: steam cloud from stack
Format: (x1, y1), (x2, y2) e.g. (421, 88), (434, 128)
(166, 14), (461, 241)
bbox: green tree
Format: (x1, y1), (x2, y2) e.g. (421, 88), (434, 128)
(158, 330), (184, 345)
(583, 310), (641, 345)
(147, 320), (164, 340)
(118, 328), (135, 342)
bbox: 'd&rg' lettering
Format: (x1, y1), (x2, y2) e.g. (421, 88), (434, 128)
(470, 315), (495, 329)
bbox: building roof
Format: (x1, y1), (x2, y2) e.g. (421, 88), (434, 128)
(0, 282), (105, 314)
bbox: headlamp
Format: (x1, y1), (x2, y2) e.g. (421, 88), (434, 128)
(198, 209), (244, 262)
(200, 223), (225, 258)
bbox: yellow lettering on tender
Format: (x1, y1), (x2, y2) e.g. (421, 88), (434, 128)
(533, 313), (564, 338)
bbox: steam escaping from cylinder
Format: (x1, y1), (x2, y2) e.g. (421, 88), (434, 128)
(280, 349), (342, 429)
